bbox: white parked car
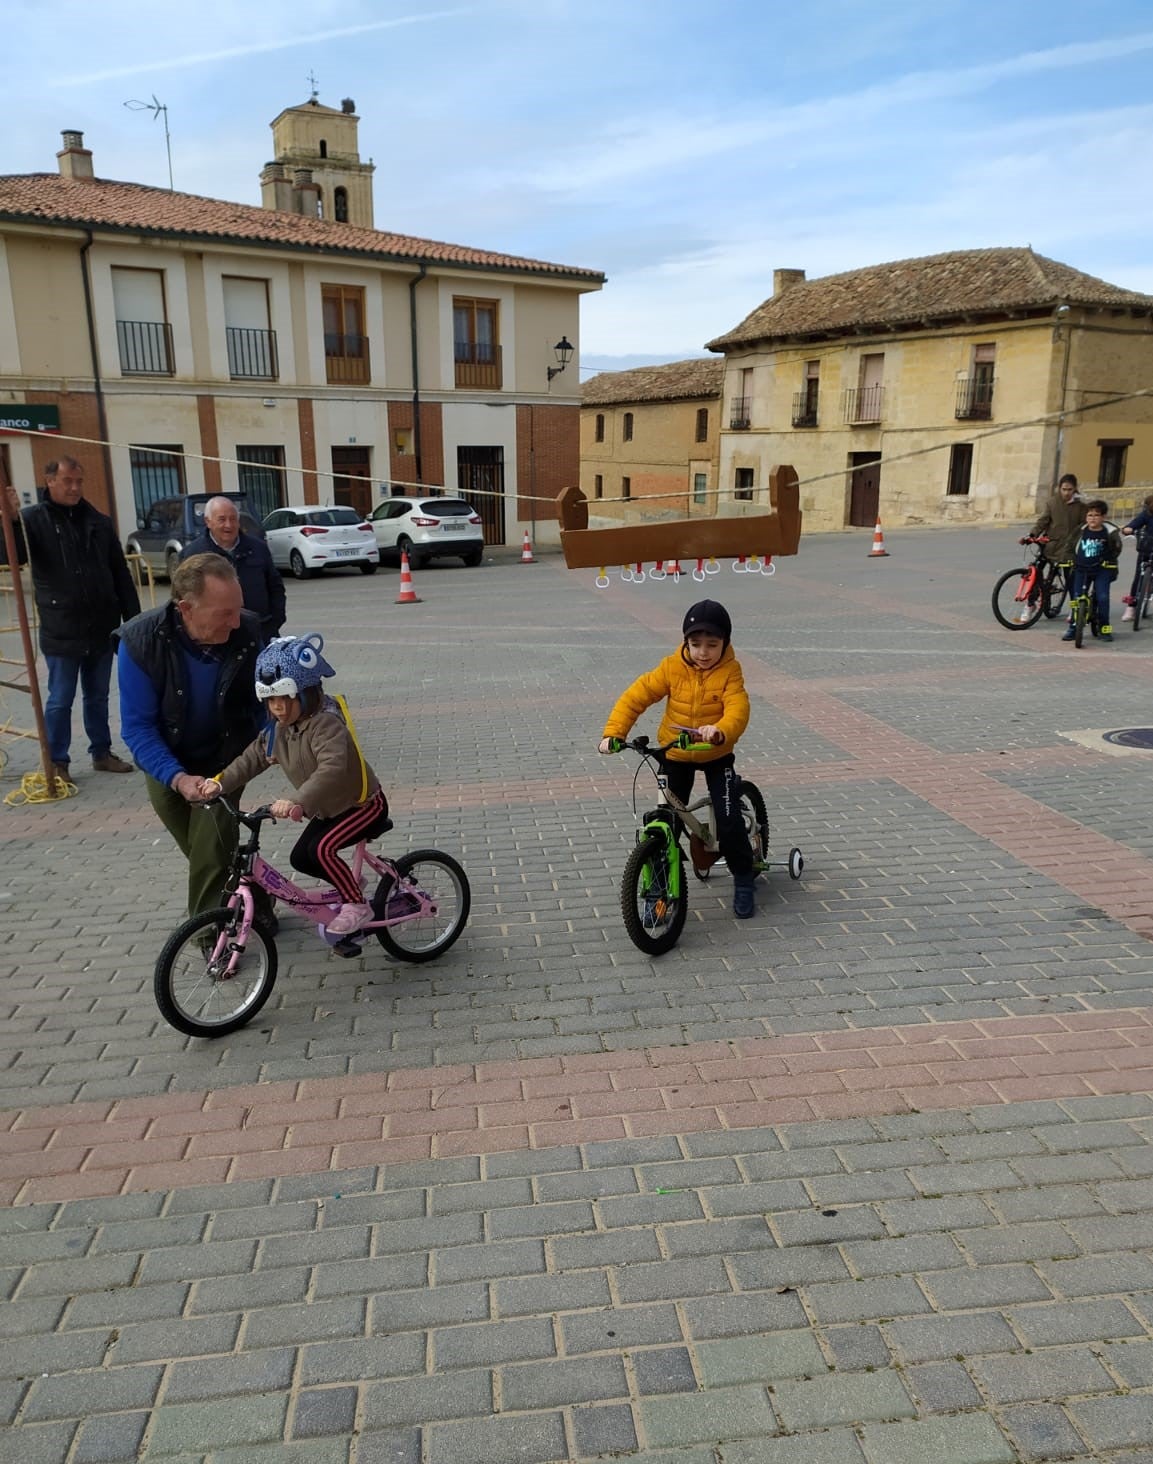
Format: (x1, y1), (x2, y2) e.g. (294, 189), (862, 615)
(369, 496), (484, 568)
(262, 506), (380, 579)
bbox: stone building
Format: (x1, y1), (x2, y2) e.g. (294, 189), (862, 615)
(0, 103), (603, 545)
(580, 358), (722, 523)
(705, 250), (1153, 531)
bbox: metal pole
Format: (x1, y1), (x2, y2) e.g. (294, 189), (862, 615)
(0, 478), (57, 796)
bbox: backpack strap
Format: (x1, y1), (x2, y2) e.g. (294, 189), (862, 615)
(332, 692), (369, 804)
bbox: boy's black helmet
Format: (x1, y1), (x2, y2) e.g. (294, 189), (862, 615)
(682, 600), (732, 645)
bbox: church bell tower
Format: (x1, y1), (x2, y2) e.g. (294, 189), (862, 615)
(260, 94), (375, 228)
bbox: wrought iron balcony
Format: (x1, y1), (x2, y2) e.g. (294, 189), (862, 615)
(955, 376), (994, 420)
(227, 326), (279, 380)
(729, 395), (751, 429)
(791, 391), (818, 428)
(324, 332), (370, 385)
(454, 341), (502, 389)
(116, 319), (174, 376)
(842, 384), (884, 424)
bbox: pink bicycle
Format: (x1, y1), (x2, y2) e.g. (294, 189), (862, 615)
(154, 796), (470, 1037)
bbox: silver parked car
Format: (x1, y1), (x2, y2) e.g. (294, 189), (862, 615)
(369, 497), (484, 568)
(262, 506), (380, 579)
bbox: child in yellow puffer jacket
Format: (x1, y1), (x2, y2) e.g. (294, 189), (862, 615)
(599, 599), (758, 919)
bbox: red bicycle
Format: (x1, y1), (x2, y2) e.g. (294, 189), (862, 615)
(992, 537), (1070, 630)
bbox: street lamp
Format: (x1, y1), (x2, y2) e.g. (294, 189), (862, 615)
(547, 336), (574, 382)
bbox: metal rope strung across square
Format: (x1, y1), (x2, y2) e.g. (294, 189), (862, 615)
(556, 465), (802, 586)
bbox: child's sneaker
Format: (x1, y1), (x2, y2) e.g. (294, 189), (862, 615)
(1100, 626), (1114, 641)
(1123, 605), (1135, 621)
(328, 901), (373, 935)
(732, 874), (756, 920)
(1061, 625), (1076, 641)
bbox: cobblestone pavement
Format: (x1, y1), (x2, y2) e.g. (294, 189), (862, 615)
(6, 527), (1153, 1460)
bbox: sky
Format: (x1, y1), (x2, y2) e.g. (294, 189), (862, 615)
(5, 0), (1153, 378)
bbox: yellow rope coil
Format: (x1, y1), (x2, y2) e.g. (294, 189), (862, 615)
(3, 768), (79, 806)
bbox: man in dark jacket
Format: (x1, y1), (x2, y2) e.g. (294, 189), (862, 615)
(179, 496), (285, 644)
(1, 457), (139, 780)
(117, 553), (273, 922)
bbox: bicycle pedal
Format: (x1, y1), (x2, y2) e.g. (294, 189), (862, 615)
(332, 937), (363, 958)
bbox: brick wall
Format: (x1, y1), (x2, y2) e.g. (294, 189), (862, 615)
(387, 401), (444, 491)
(516, 404), (578, 522)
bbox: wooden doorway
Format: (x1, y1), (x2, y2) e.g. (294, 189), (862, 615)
(331, 447), (372, 518)
(848, 451), (881, 527)
(457, 446), (505, 545)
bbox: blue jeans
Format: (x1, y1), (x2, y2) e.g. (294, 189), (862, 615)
(44, 648), (115, 765)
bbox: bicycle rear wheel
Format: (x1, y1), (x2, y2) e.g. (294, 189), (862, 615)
(621, 832), (687, 956)
(738, 779), (770, 867)
(373, 850), (470, 963)
(992, 567), (1042, 629)
(154, 905), (278, 1038)
(1042, 562), (1069, 619)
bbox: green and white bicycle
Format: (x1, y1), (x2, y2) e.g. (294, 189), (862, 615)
(605, 732), (803, 955)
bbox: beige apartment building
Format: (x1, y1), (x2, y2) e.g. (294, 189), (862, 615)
(705, 250), (1153, 531)
(0, 99), (603, 545)
(580, 358), (722, 523)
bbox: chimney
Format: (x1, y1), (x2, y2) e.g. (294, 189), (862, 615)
(260, 162), (295, 213)
(57, 129), (94, 181)
(292, 167), (321, 217)
(773, 268), (805, 296)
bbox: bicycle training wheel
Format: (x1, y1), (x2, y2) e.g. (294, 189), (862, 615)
(154, 906), (278, 1038)
(621, 832), (687, 956)
(373, 849), (470, 963)
(738, 779), (770, 867)
(1042, 565), (1069, 619)
(992, 568), (1042, 629)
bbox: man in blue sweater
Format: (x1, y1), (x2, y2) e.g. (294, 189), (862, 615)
(117, 554), (273, 921)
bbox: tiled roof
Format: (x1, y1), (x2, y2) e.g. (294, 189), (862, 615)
(0, 173), (605, 282)
(581, 357), (723, 405)
(706, 247), (1153, 350)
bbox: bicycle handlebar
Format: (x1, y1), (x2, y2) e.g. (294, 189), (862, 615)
(1019, 535), (1050, 545)
(605, 732), (715, 755)
(209, 794), (279, 829)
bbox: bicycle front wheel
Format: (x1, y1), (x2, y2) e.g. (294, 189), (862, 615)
(738, 779), (770, 867)
(621, 832), (687, 956)
(1042, 563), (1069, 619)
(1135, 563), (1153, 631)
(992, 568), (1042, 629)
(154, 906), (278, 1038)
(1074, 596), (1087, 648)
(373, 850), (470, 963)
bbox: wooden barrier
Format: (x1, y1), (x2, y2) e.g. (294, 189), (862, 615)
(556, 466), (802, 570)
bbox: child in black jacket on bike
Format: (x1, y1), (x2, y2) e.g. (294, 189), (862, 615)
(1062, 500), (1123, 643)
(1121, 493), (1153, 622)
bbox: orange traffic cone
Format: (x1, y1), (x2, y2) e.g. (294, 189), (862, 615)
(520, 529), (535, 564)
(868, 520), (889, 558)
(395, 549), (422, 604)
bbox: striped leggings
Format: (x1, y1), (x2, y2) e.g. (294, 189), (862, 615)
(289, 788), (391, 902)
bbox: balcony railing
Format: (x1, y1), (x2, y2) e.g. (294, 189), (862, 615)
(843, 384), (884, 424)
(729, 395), (751, 429)
(791, 391), (818, 428)
(955, 376), (995, 420)
(454, 341), (502, 389)
(227, 326), (279, 380)
(324, 332), (370, 385)
(116, 319), (174, 376)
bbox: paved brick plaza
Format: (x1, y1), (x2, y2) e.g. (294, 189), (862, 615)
(4, 526), (1153, 1461)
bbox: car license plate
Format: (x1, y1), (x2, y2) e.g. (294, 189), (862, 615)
(334, 547), (359, 557)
